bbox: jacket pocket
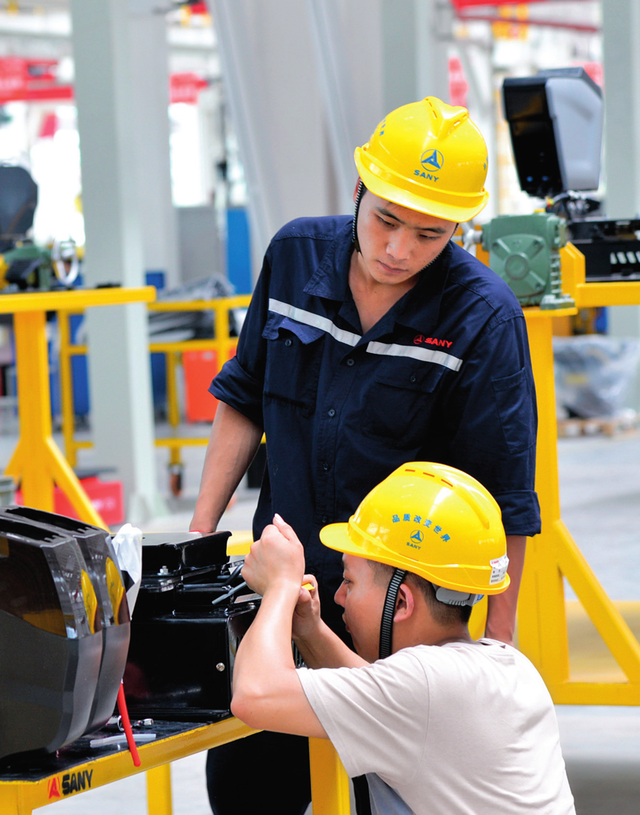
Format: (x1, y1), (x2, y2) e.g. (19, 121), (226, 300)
(262, 314), (324, 415)
(362, 360), (447, 447)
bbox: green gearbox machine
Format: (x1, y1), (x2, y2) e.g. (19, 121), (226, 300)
(481, 212), (574, 310)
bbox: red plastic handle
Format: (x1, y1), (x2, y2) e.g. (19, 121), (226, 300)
(117, 681), (141, 767)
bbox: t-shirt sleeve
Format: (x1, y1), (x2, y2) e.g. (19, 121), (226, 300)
(440, 313), (540, 536)
(209, 253), (273, 428)
(298, 651), (429, 785)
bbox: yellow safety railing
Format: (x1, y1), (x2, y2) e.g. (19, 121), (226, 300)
(2, 288), (155, 529)
(57, 296), (252, 489)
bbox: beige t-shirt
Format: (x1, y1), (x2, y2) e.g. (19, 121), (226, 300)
(299, 639), (575, 815)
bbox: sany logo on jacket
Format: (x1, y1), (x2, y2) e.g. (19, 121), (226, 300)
(413, 334), (453, 349)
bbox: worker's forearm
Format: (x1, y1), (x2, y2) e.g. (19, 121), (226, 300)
(234, 584), (299, 692)
(294, 621), (369, 669)
(190, 402), (263, 533)
(231, 583), (326, 736)
(485, 534), (526, 646)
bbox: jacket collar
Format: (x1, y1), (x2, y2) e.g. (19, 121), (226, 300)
(303, 218), (451, 333)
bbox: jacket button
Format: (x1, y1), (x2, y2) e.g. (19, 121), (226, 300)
(284, 339), (292, 347)
(327, 408), (336, 417)
(322, 462), (329, 471)
(346, 358), (355, 367)
(321, 516), (328, 524)
(410, 375), (417, 383)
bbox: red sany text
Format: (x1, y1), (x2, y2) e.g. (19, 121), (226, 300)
(413, 335), (453, 349)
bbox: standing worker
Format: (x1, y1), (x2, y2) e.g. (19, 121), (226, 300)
(232, 463), (574, 815)
(191, 97), (540, 814)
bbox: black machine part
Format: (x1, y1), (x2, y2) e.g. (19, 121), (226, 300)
(0, 510), (132, 762)
(0, 518), (103, 760)
(503, 67), (603, 199)
(568, 219), (640, 281)
(0, 507), (130, 733)
(0, 165), (38, 252)
(124, 531), (260, 721)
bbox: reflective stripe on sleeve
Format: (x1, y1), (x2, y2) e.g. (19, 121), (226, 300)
(366, 341), (463, 371)
(268, 298), (360, 347)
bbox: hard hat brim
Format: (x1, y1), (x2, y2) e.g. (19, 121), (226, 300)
(355, 147), (489, 223)
(320, 520), (510, 595)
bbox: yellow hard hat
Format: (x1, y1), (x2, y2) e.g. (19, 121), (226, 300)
(320, 462), (509, 596)
(354, 97), (490, 223)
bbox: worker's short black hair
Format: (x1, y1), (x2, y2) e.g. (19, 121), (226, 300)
(369, 561), (472, 625)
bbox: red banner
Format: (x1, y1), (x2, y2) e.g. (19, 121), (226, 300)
(448, 56), (469, 108)
(0, 59), (208, 106)
(451, 0), (550, 7)
(170, 72), (208, 105)
(0, 57), (73, 104)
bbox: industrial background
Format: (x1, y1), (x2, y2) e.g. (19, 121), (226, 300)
(1, 2), (640, 814)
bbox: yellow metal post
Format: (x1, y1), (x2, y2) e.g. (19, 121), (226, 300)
(58, 310), (78, 468)
(519, 311), (573, 684)
(146, 764), (173, 815)
(0, 785), (25, 815)
(309, 738), (351, 815)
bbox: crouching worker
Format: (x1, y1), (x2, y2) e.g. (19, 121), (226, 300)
(231, 462), (575, 815)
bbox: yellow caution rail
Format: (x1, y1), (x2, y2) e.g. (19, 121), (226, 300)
(57, 295), (251, 493)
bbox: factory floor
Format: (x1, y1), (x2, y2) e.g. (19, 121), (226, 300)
(3, 423), (638, 815)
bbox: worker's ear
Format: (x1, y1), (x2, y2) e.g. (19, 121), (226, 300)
(394, 583), (416, 623)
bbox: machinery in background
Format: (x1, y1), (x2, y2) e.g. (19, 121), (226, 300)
(481, 211), (572, 309)
(0, 165), (80, 291)
(480, 67), (607, 309)
(568, 218), (640, 282)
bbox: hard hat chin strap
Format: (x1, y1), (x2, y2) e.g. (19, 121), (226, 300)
(378, 568), (407, 660)
(352, 179), (365, 253)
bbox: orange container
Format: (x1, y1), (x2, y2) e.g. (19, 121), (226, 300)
(183, 348), (236, 423)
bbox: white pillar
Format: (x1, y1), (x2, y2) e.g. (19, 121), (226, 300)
(306, 0), (360, 214)
(210, 0), (333, 270)
(381, 0), (451, 112)
(602, 0), (640, 409)
(70, 0), (166, 523)
(602, 0), (640, 221)
(129, 7), (180, 288)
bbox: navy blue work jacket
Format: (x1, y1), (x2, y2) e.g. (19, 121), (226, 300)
(212, 216), (540, 597)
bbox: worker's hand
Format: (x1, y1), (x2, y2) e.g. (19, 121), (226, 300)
(189, 509), (216, 535)
(242, 514), (305, 598)
(292, 573), (322, 645)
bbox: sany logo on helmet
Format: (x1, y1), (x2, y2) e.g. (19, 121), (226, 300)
(421, 149), (444, 171)
(416, 149), (444, 182)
